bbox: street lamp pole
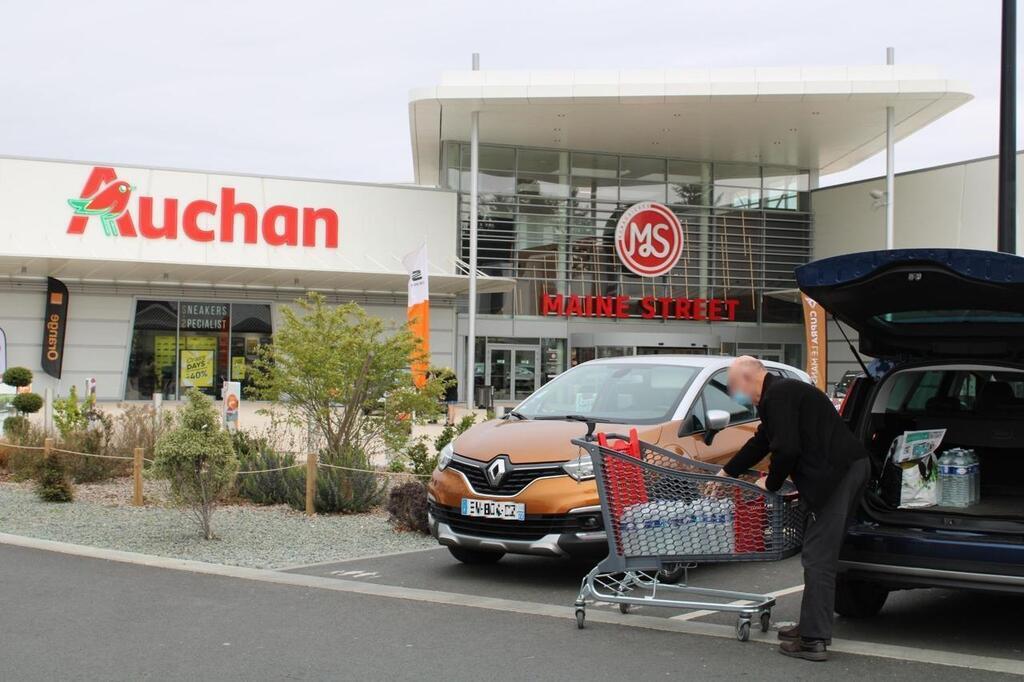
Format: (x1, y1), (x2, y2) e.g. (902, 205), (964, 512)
(885, 46), (895, 250)
(466, 52), (480, 410)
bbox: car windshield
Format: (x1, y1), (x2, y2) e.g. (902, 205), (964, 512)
(514, 363), (700, 423)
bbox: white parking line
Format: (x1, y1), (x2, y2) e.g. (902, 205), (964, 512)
(3, 534), (1022, 676)
(329, 570), (381, 579)
(671, 583), (804, 621)
(278, 545), (444, 572)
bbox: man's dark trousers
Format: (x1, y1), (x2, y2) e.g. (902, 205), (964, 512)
(799, 457), (870, 641)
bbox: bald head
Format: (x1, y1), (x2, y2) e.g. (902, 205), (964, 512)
(727, 355), (768, 405)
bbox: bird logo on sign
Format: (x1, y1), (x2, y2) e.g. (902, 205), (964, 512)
(67, 178), (135, 236)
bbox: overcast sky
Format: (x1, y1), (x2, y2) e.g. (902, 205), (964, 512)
(0, 0), (1017, 187)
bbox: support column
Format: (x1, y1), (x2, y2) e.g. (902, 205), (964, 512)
(466, 52), (480, 410)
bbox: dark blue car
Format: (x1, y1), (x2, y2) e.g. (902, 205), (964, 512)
(796, 248), (1024, 616)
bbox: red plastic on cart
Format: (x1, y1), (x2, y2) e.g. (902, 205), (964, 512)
(733, 486), (766, 553)
(597, 429), (648, 520)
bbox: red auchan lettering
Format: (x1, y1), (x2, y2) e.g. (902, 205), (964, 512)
(66, 167), (339, 248)
(542, 294), (740, 321)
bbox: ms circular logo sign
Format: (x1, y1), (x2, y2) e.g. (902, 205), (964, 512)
(614, 202), (684, 277)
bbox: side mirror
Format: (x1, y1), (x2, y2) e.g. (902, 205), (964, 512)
(703, 409), (731, 445)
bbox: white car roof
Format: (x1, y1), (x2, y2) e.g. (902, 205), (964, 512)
(583, 354), (810, 380)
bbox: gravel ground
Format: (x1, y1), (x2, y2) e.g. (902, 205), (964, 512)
(0, 482), (437, 569)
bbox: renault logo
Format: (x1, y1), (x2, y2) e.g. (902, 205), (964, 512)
(485, 457), (510, 487)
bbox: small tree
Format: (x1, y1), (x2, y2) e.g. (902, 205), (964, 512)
(35, 452), (74, 502)
(153, 389), (238, 539)
(248, 293), (444, 463)
(3, 367), (43, 432)
(53, 386), (95, 438)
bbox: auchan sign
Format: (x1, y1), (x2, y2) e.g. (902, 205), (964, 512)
(66, 166), (339, 248)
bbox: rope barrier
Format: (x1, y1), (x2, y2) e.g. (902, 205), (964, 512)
(317, 461), (431, 479)
(235, 463), (304, 475)
(0, 444), (45, 452)
(51, 448), (135, 461)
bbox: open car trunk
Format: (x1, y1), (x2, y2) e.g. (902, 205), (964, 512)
(861, 365), (1024, 532)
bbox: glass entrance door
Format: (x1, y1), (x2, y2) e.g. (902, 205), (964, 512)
(487, 345), (539, 402)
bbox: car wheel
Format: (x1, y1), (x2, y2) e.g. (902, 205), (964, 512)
(448, 546), (505, 564)
(834, 574), (889, 617)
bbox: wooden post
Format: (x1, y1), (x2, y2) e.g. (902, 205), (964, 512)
(133, 447), (144, 507)
(43, 437), (53, 459)
(305, 450), (317, 517)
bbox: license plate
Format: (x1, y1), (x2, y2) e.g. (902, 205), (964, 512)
(461, 498), (525, 520)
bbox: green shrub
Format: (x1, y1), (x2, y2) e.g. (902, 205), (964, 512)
(386, 481), (429, 534)
(12, 393), (43, 415)
(3, 415), (29, 438)
(404, 437), (436, 478)
(153, 389), (238, 539)
(232, 430), (296, 506)
(35, 453), (74, 503)
(2, 366), (33, 388)
(293, 459), (386, 514)
(53, 386), (93, 438)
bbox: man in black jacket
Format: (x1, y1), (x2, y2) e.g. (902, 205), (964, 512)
(717, 356), (870, 662)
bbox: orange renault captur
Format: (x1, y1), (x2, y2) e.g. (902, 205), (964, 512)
(428, 355), (809, 564)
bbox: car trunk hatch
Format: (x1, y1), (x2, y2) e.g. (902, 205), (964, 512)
(796, 249), (1024, 360)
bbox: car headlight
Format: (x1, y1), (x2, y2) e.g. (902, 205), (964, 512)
(562, 452), (594, 481)
(437, 442), (454, 471)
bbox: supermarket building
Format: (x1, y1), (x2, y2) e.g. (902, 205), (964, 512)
(0, 65), (975, 406)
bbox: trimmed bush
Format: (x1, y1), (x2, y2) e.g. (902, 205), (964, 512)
(3, 415), (29, 438)
(35, 453), (74, 503)
(11, 393), (43, 415)
(386, 481), (430, 534)
(153, 389), (238, 539)
(2, 366), (32, 388)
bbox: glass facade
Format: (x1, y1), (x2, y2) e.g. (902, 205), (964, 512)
(445, 142), (811, 324)
(125, 299), (272, 400)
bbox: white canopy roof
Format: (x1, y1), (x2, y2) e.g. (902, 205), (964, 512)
(409, 66), (972, 183)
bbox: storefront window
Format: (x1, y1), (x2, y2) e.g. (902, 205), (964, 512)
(668, 160), (710, 206)
(446, 142), (812, 320)
(125, 300), (178, 400)
(230, 303), (273, 394)
(123, 300), (272, 401)
(714, 163), (761, 209)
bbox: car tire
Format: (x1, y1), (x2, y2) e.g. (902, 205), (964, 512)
(448, 546), (505, 564)
(834, 574), (889, 617)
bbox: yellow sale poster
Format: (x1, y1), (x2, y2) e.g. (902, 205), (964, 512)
(180, 350), (214, 388)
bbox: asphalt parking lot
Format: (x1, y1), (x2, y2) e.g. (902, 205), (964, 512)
(287, 546), (1024, 668)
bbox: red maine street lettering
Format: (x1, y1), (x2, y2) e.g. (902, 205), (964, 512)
(541, 294), (740, 321)
(67, 167), (339, 248)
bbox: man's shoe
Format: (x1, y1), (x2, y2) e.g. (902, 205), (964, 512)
(779, 638), (828, 662)
(777, 625), (831, 645)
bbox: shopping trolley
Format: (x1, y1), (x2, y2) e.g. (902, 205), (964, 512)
(571, 429), (804, 641)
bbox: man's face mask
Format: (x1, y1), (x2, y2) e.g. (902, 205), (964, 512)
(731, 390), (754, 408)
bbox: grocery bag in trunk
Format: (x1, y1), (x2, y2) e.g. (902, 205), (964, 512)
(898, 454), (939, 508)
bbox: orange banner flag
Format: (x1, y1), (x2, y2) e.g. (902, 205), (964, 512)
(403, 244), (430, 388)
